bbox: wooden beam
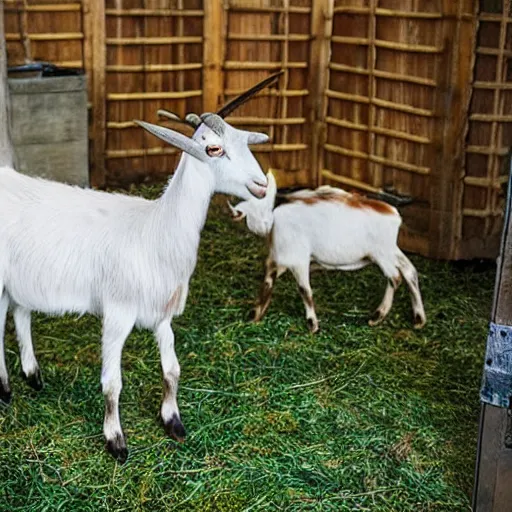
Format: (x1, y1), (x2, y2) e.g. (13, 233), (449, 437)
(308, 0), (333, 187)
(84, 0), (106, 188)
(202, 0), (224, 112)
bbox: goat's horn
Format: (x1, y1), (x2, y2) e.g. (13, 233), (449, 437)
(185, 113), (201, 127)
(216, 70), (284, 118)
(157, 109), (183, 122)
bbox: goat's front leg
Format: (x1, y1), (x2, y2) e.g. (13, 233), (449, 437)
(101, 311), (135, 463)
(155, 321), (185, 442)
(290, 264), (319, 333)
(13, 306), (43, 391)
(253, 258), (286, 322)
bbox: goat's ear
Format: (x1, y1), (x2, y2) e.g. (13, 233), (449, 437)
(248, 132), (269, 145)
(227, 201), (246, 222)
(134, 120), (207, 162)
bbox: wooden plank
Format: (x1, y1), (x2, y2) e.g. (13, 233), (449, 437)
(202, 0), (224, 112)
(428, 0), (477, 259)
(85, 0), (106, 188)
(308, 0), (333, 187)
(473, 148), (512, 510)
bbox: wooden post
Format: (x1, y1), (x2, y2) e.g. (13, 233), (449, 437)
(0, 0), (14, 168)
(308, 0), (333, 187)
(473, 155), (512, 511)
(203, 0), (225, 113)
(429, 0), (477, 259)
(84, 0), (106, 188)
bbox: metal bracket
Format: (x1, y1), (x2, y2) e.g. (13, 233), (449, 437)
(480, 322), (512, 408)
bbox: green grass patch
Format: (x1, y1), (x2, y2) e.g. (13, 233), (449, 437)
(0, 185), (495, 511)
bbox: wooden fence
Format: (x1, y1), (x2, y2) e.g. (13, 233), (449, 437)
(3, 0), (512, 260)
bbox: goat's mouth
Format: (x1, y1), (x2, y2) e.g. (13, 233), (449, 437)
(247, 181), (267, 199)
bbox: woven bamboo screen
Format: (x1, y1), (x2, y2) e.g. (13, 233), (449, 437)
(3, 0), (512, 260)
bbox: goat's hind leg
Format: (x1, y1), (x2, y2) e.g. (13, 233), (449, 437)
(397, 250), (426, 328)
(14, 306), (43, 391)
(369, 257), (402, 326)
(0, 289), (11, 403)
(290, 264), (319, 333)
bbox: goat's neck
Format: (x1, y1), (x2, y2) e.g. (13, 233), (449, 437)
(154, 153), (215, 253)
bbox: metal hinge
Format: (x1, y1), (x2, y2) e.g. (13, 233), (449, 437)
(480, 322), (512, 408)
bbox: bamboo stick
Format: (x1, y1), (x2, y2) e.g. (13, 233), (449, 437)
(331, 36), (444, 54)
(106, 63), (202, 72)
(224, 116), (306, 125)
(324, 144), (430, 175)
(308, 0), (333, 186)
(227, 34), (311, 42)
(250, 143), (308, 153)
(4, 3), (81, 12)
(326, 89), (370, 103)
(466, 145), (509, 155)
(5, 33), (84, 41)
(107, 91), (202, 101)
(325, 116), (431, 144)
(367, 0), (379, 188)
(470, 113), (512, 122)
(321, 170), (382, 193)
(20, 0), (31, 62)
(372, 97), (434, 117)
(223, 60), (307, 70)
(105, 9), (204, 17)
(473, 81), (512, 90)
(107, 147), (181, 159)
(106, 36), (202, 45)
(280, 0), (291, 147)
(227, 5), (311, 14)
(329, 62), (437, 86)
(464, 175), (509, 188)
(224, 88), (308, 97)
(477, 47), (512, 57)
(332, 6), (472, 20)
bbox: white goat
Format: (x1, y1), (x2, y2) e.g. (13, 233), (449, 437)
(228, 172), (426, 333)
(0, 113), (269, 462)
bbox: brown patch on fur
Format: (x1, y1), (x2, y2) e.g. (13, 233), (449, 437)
(287, 189), (396, 214)
(165, 286), (182, 314)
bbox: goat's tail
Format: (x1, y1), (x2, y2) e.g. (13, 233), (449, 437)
(227, 170), (277, 237)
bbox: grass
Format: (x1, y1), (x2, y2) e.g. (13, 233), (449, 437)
(0, 183), (496, 511)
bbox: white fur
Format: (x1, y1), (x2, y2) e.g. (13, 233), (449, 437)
(0, 118), (268, 459)
(230, 172), (426, 332)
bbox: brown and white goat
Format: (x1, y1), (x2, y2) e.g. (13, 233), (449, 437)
(228, 172), (426, 333)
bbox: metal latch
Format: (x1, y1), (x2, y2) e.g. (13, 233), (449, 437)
(480, 322), (512, 408)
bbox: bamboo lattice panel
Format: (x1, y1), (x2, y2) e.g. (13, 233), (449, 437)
(221, 0), (313, 188)
(4, 1), (84, 68)
(322, 0), (477, 258)
(461, 0), (512, 258)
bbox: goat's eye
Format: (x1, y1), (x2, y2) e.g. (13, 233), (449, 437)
(206, 145), (225, 157)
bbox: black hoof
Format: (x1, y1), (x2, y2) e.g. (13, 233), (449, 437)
(307, 318), (319, 333)
(22, 368), (43, 391)
(414, 313), (426, 329)
(0, 382), (11, 404)
(368, 310), (384, 326)
(106, 434), (128, 463)
(164, 414), (186, 442)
